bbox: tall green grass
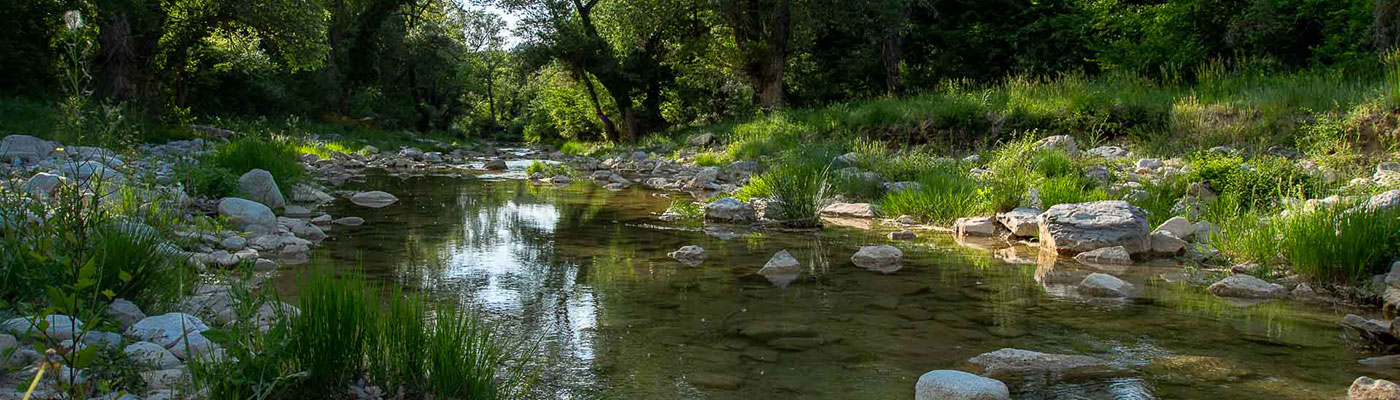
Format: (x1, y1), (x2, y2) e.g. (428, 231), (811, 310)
(207, 138), (305, 188)
(195, 270), (533, 399)
(1275, 204), (1400, 282)
(878, 169), (987, 224)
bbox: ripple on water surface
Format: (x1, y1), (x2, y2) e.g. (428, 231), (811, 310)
(278, 173), (1383, 399)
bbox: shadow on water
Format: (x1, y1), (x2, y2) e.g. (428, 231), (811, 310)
(278, 173), (1389, 400)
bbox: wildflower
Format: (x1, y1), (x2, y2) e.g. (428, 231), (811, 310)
(63, 10), (83, 31)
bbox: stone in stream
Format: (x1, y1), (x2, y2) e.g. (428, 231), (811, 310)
(996, 207), (1041, 237)
(333, 216), (365, 226)
(889, 230), (917, 240)
(236, 169), (285, 209)
(290, 184), (335, 204)
(1350, 376), (1400, 400)
(1341, 314), (1398, 346)
(915, 370), (1011, 400)
(1207, 274), (1287, 299)
(278, 217), (327, 242)
(704, 198), (756, 223)
(732, 320), (817, 341)
(283, 204), (314, 217)
(1077, 273), (1134, 298)
(1149, 231), (1187, 254)
(220, 235), (247, 250)
(1037, 201), (1150, 255)
(851, 245), (903, 274)
(218, 197), (277, 233)
(955, 216), (1000, 238)
(967, 348), (1121, 382)
(1072, 246), (1132, 266)
(689, 373), (743, 390)
(484, 159), (508, 170)
(668, 245), (707, 267)
(758, 250), (802, 287)
(350, 191), (398, 208)
(820, 202), (879, 219)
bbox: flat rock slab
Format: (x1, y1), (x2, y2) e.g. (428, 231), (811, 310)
(1207, 274), (1287, 300)
(820, 202), (879, 219)
(350, 191), (399, 208)
(1038, 201), (1149, 255)
(968, 348), (1123, 382)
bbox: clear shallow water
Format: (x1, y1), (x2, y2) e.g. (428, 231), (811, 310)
(279, 172), (1394, 400)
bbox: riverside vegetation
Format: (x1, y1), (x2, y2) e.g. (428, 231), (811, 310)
(8, 0), (1400, 399)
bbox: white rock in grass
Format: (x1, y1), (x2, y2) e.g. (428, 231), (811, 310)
(819, 202), (879, 218)
(1078, 273), (1135, 298)
(915, 370), (1010, 400)
(1155, 216), (1194, 239)
(350, 191), (398, 208)
(1033, 135), (1078, 157)
(1207, 274), (1287, 300)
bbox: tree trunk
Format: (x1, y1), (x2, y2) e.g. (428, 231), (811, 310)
(577, 67), (619, 142)
(881, 3), (910, 97)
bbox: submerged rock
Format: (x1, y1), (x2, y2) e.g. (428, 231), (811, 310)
(1078, 273), (1134, 298)
(668, 245), (707, 267)
(1207, 274), (1287, 300)
(851, 245), (903, 274)
(915, 370), (1010, 400)
(967, 348), (1119, 382)
(1038, 201), (1150, 255)
(350, 191), (398, 208)
(1072, 246), (1132, 266)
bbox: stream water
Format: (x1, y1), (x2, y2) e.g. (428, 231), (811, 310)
(278, 169), (1394, 399)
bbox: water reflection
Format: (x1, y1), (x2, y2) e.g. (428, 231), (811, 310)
(286, 173), (1391, 399)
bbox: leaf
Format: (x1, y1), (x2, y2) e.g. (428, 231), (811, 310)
(102, 289), (116, 299)
(46, 286), (72, 312)
(78, 256), (98, 280)
(73, 346), (98, 369)
(199, 329), (237, 346)
(118, 270), (132, 283)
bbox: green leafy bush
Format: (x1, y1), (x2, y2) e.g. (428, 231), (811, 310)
(180, 162), (240, 198)
(207, 138), (304, 191)
(1188, 152), (1318, 210)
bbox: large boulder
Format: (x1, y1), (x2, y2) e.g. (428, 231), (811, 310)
(705, 198), (756, 223)
(106, 299), (147, 329)
(668, 245), (707, 267)
(218, 198), (277, 233)
(22, 172), (66, 198)
(688, 133), (715, 147)
(1155, 216), (1194, 239)
(1207, 274), (1287, 299)
(819, 202), (879, 219)
(350, 191), (399, 208)
(851, 245), (903, 274)
(996, 207), (1041, 237)
(1037, 201), (1150, 255)
(1, 135), (60, 165)
(1350, 376), (1400, 400)
(915, 370), (1010, 400)
(236, 169), (285, 209)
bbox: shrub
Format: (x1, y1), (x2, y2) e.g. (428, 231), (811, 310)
(693, 152), (726, 167)
(1037, 176), (1109, 209)
(1030, 149), (1075, 178)
(180, 162), (240, 198)
(207, 138), (304, 190)
(879, 170), (987, 224)
(764, 164), (829, 228)
(1274, 204), (1400, 282)
(1187, 152), (1318, 210)
(525, 161), (569, 177)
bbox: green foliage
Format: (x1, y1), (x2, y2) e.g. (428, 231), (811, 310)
(693, 152), (726, 167)
(663, 200), (704, 221)
(1037, 176), (1109, 209)
(764, 164), (829, 228)
(525, 161), (569, 177)
(1187, 152), (1319, 210)
(1276, 204), (1400, 282)
(179, 162), (240, 199)
(207, 138), (304, 191)
(1030, 149), (1076, 179)
(194, 270), (532, 399)
(878, 169), (988, 224)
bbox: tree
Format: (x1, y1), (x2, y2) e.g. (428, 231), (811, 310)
(715, 0), (791, 110)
